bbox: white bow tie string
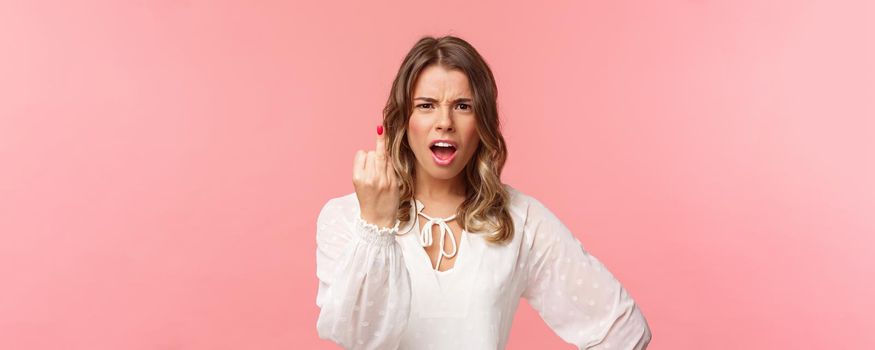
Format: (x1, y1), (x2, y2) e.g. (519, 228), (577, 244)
(398, 198), (460, 271)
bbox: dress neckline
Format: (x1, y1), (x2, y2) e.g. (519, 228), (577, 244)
(400, 198), (466, 272)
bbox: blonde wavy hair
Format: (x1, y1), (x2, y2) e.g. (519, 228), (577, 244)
(382, 35), (514, 244)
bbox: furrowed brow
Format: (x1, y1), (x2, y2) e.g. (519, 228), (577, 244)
(414, 97), (473, 103)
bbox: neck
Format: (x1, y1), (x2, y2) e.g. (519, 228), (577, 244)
(413, 171), (467, 202)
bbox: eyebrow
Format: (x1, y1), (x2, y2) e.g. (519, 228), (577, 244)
(414, 97), (473, 103)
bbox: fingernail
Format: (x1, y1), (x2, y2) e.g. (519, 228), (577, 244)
(377, 125), (384, 135)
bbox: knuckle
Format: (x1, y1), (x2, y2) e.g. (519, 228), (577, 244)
(364, 178), (375, 187)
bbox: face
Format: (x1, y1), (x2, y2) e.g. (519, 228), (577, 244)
(407, 65), (480, 181)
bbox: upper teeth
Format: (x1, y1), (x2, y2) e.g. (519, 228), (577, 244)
(434, 142), (453, 147)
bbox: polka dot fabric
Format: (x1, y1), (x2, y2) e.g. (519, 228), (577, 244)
(521, 194), (652, 349)
(315, 184), (652, 349)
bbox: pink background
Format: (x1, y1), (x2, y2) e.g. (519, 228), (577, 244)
(1, 0), (873, 349)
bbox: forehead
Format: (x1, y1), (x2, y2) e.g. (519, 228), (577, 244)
(412, 65), (472, 96)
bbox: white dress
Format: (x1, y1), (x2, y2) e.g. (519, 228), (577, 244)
(315, 184), (652, 349)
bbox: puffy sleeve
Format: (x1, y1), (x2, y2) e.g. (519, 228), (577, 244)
(521, 199), (652, 349)
(315, 196), (412, 349)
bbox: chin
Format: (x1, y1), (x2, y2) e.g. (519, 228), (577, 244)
(427, 168), (464, 180)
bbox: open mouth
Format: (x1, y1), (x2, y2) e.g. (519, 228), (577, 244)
(430, 143), (458, 164)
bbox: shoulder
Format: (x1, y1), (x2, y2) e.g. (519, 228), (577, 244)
(315, 192), (361, 245)
(317, 186), (557, 229)
(317, 191), (360, 223)
(502, 184), (569, 243)
(502, 183), (554, 222)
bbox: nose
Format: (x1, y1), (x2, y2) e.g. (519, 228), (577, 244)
(434, 105), (454, 132)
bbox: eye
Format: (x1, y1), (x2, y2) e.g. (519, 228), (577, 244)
(456, 103), (471, 110)
(416, 103), (433, 109)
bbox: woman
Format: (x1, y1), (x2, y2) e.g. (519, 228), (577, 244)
(315, 35), (652, 349)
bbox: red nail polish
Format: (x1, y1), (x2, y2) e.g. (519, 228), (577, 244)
(377, 125), (384, 135)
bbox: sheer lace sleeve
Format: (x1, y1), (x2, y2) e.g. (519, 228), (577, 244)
(521, 198), (652, 349)
(315, 196), (411, 349)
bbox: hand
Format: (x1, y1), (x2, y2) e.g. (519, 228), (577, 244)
(352, 124), (401, 229)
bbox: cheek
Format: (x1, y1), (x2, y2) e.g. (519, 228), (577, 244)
(407, 119), (430, 141)
(466, 140), (480, 159)
(408, 121), (428, 134)
(407, 122), (427, 150)
(462, 123), (480, 152)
